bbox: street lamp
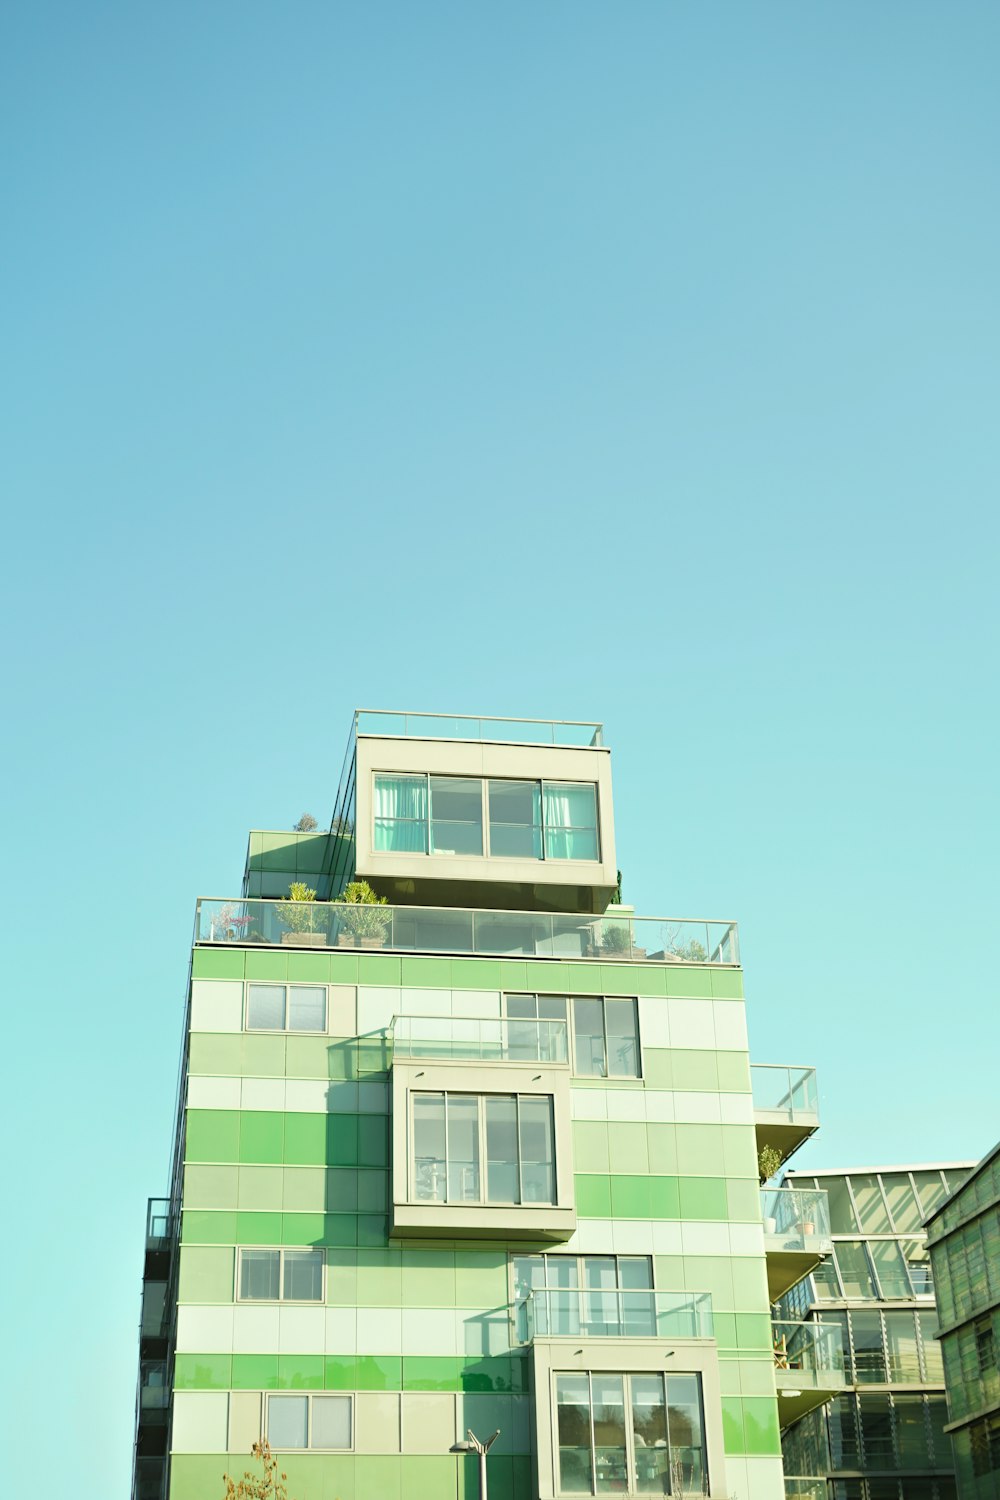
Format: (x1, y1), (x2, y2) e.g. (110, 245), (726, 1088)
(450, 1428), (500, 1500)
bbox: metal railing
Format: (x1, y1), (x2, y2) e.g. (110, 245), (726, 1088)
(518, 1289), (713, 1344)
(194, 898), (740, 965)
(761, 1187), (831, 1243)
(356, 709), (604, 747)
(392, 1015), (569, 1064)
(751, 1064), (818, 1117)
(772, 1319), (845, 1377)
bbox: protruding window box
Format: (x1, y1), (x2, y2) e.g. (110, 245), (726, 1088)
(761, 1186), (833, 1302)
(390, 1058), (576, 1240)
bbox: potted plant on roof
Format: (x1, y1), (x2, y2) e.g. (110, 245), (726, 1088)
(334, 880), (390, 949)
(276, 882), (329, 947)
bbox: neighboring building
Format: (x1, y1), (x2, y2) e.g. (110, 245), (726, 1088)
(132, 710), (840, 1500)
(778, 1164), (976, 1500)
(925, 1141), (1000, 1500)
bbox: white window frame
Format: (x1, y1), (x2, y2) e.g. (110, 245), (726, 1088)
(409, 1090), (557, 1207)
(236, 1247), (326, 1303)
(372, 772), (601, 863)
(265, 1392), (353, 1451)
(243, 982), (329, 1034)
(503, 993), (642, 1081)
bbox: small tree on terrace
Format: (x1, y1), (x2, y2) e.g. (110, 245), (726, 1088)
(222, 1441), (292, 1500)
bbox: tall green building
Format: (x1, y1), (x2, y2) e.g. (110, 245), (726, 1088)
(132, 710), (843, 1500)
(925, 1141), (1000, 1500)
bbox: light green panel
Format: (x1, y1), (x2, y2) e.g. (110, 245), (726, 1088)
(450, 958), (502, 989)
(184, 1164), (239, 1209)
(642, 1048), (721, 1090)
(238, 1166), (283, 1211)
(710, 969), (744, 998)
(726, 1179), (761, 1221)
(282, 1167), (328, 1212)
(242, 1034), (287, 1076)
(498, 961), (528, 990)
(735, 1312), (773, 1352)
(455, 1249), (509, 1306)
(678, 1177), (728, 1219)
(191, 948), (245, 980)
(680, 1256), (735, 1308)
(741, 1396), (782, 1455)
(716, 1052), (751, 1091)
(730, 1258), (769, 1309)
(720, 1125), (757, 1177)
(721, 1395), (745, 1453)
(400, 956), (452, 987)
(177, 1245), (235, 1303)
(718, 1356), (744, 1396)
(326, 1249), (358, 1305)
(173, 1352), (232, 1389)
(572, 1121), (610, 1173)
(713, 1311), (739, 1350)
(356, 953), (402, 985)
(283, 1036), (332, 1078)
(608, 1122), (649, 1175)
(185, 1110), (240, 1163)
(188, 1033), (244, 1075)
(664, 966), (714, 997)
(654, 1255), (684, 1290)
(355, 1248), (403, 1305)
(328, 952), (360, 983)
(402, 1248), (457, 1307)
(646, 1124), (678, 1174)
(244, 949), (288, 982)
(551, 962), (604, 994)
(285, 950), (334, 983)
(675, 1124), (724, 1175)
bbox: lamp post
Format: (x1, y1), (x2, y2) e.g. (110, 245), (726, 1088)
(450, 1427), (500, 1500)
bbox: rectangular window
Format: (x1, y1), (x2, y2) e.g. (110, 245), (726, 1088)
(489, 779), (543, 858)
(238, 1248), (324, 1302)
(513, 1253), (655, 1341)
(571, 996), (640, 1079)
(504, 994), (570, 1064)
(430, 775), (483, 855)
(373, 773), (428, 852)
(555, 1372), (707, 1497)
(372, 773), (600, 863)
(543, 782), (599, 861)
(266, 1394), (352, 1450)
(411, 1092), (556, 1205)
(246, 984), (327, 1033)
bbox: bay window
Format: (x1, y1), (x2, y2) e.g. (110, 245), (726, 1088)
(556, 1372), (707, 1496)
(413, 1091), (556, 1205)
(373, 772), (599, 862)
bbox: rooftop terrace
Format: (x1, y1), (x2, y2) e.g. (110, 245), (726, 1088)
(355, 709), (604, 747)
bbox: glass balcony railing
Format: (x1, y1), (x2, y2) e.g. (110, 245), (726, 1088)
(772, 1319), (845, 1378)
(194, 899), (740, 965)
(139, 1360), (169, 1410)
(761, 1187), (831, 1243)
(517, 1290), (713, 1345)
(392, 1015), (569, 1064)
(356, 709), (604, 747)
(146, 1198), (172, 1246)
(751, 1065), (818, 1117)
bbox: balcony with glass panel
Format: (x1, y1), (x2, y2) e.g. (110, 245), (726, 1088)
(518, 1288), (714, 1345)
(194, 896), (740, 966)
(356, 710), (605, 747)
(752, 1064), (819, 1162)
(762, 1187), (833, 1301)
(771, 1319), (846, 1427)
(392, 1014), (570, 1065)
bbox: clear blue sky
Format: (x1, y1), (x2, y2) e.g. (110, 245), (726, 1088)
(2, 3), (997, 1492)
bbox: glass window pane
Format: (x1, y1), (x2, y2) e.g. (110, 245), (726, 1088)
(543, 783), (599, 861)
(282, 1249), (324, 1302)
(851, 1175), (892, 1232)
(557, 1375), (594, 1494)
(488, 780), (542, 859)
(870, 1240), (912, 1299)
(884, 1312), (920, 1382)
(882, 1174), (924, 1232)
(430, 777), (483, 856)
(240, 1249), (280, 1300)
(851, 1310), (887, 1383)
(858, 1393), (894, 1470)
(631, 1374), (669, 1494)
(591, 1374), (627, 1493)
(310, 1395), (352, 1449)
(288, 986), (326, 1032)
(893, 1393), (930, 1466)
(447, 1095), (481, 1202)
(825, 1177), (860, 1234)
(835, 1242), (878, 1298)
(485, 1096), (519, 1203)
(413, 1094), (446, 1202)
(247, 984), (286, 1030)
(918, 1311), (944, 1382)
(911, 1171), (948, 1217)
(574, 997), (606, 1077)
(605, 998), (639, 1078)
(373, 774), (428, 852)
(519, 1095), (555, 1204)
(268, 1395), (308, 1449)
(667, 1374), (706, 1496)
(619, 1257), (654, 1289)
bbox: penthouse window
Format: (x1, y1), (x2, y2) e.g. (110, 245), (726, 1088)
(373, 774), (599, 861)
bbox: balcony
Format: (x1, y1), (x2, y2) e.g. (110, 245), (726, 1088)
(357, 709), (604, 748)
(761, 1187), (832, 1301)
(771, 1319), (845, 1427)
(752, 1065), (819, 1162)
(146, 1198), (172, 1249)
(392, 1015), (569, 1065)
(518, 1289), (714, 1344)
(195, 898), (739, 965)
